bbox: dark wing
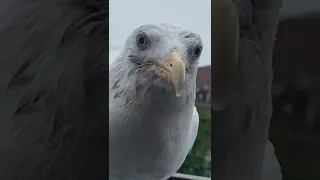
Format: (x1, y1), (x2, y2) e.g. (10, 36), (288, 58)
(212, 0), (239, 111)
(0, 1), (108, 180)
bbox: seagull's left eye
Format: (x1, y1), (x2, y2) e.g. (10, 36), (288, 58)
(194, 46), (202, 57)
(188, 45), (203, 60)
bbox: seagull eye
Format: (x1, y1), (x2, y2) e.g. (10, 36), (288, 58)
(136, 32), (150, 50)
(188, 45), (202, 60)
(194, 47), (202, 57)
(138, 36), (145, 44)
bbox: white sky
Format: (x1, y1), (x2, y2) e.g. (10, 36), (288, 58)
(109, 0), (211, 67)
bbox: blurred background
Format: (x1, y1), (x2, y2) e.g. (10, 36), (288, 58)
(270, 3), (320, 179)
(182, 1), (320, 179)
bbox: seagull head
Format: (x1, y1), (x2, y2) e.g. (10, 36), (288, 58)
(116, 23), (203, 98)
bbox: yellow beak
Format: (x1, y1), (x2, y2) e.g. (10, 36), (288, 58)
(154, 49), (185, 97)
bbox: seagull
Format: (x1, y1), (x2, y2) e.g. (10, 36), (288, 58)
(109, 23), (203, 180)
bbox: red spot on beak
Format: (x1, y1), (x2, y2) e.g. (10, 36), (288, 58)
(169, 80), (175, 90)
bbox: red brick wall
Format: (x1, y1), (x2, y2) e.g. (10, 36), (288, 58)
(273, 14), (320, 85)
(273, 13), (320, 112)
(197, 66), (211, 88)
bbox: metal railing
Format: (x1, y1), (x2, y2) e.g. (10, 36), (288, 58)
(169, 173), (211, 180)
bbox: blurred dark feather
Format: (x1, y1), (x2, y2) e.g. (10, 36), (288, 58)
(0, 0), (108, 180)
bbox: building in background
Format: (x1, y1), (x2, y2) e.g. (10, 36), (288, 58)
(196, 66), (211, 104)
(272, 12), (320, 133)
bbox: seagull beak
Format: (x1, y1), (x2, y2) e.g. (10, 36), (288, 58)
(154, 49), (185, 97)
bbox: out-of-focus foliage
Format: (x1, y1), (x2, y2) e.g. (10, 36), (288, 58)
(178, 105), (211, 177)
(269, 122), (320, 180)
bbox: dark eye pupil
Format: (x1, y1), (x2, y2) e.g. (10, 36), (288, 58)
(194, 47), (201, 56)
(138, 37), (145, 44)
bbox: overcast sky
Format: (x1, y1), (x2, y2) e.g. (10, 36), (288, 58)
(109, 0), (211, 67)
(109, 0), (320, 67)
(280, 0), (320, 18)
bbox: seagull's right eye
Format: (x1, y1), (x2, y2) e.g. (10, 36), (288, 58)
(138, 36), (145, 45)
(136, 32), (150, 50)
